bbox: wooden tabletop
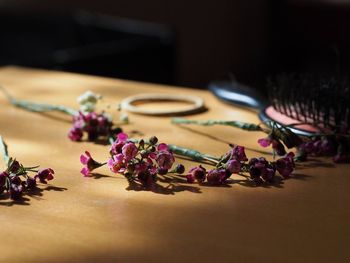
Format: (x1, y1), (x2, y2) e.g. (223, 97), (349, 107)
(0, 67), (349, 263)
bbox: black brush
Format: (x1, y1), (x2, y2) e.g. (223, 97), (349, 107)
(262, 74), (350, 133)
(210, 74), (350, 135)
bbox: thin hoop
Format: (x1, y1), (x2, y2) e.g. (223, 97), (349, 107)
(120, 93), (205, 116)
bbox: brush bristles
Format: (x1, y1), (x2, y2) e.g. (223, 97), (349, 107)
(267, 74), (350, 132)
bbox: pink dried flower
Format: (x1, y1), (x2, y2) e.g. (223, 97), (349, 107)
(187, 165), (206, 183)
(275, 152), (295, 178)
(69, 111), (115, 142)
(80, 151), (103, 176)
(207, 169), (227, 185)
(230, 145), (248, 162)
(226, 159), (241, 174)
(258, 137), (272, 147)
(248, 157), (276, 183)
(258, 136), (286, 156)
(122, 142), (138, 161)
(110, 132), (128, 155)
(108, 154), (125, 173)
(35, 168), (55, 184)
(156, 144), (175, 170)
(68, 127), (83, 141)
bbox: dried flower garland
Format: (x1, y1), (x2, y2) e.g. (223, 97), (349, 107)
(0, 135), (55, 201)
(2, 87), (298, 188)
(80, 132), (295, 187)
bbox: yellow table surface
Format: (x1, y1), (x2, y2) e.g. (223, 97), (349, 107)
(0, 67), (349, 263)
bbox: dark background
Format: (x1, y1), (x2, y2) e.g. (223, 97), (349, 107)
(1, 0), (349, 90)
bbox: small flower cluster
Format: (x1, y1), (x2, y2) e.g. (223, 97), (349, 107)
(0, 158), (54, 200)
(249, 152), (295, 183)
(186, 145), (295, 185)
(68, 111), (119, 141)
(80, 133), (185, 186)
(298, 136), (350, 163)
(68, 91), (123, 142)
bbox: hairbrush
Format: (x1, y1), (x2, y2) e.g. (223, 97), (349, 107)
(209, 74), (350, 135)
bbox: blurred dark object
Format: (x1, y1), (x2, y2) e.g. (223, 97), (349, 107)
(0, 0), (270, 88)
(0, 11), (176, 84)
(268, 0), (350, 78)
(209, 80), (268, 111)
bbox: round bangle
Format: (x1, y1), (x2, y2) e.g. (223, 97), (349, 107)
(120, 93), (205, 116)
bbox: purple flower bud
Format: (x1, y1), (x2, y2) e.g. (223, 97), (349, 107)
(249, 156), (276, 183)
(187, 165), (206, 183)
(149, 136), (158, 145)
(35, 168), (55, 184)
(207, 169), (227, 185)
(258, 137), (272, 147)
(226, 159), (241, 174)
(230, 145), (248, 162)
(275, 152), (295, 178)
(122, 142), (138, 161)
(68, 127), (83, 141)
(175, 164), (185, 174)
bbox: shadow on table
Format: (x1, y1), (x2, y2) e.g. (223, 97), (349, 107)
(123, 170), (305, 194)
(0, 185), (67, 206)
(126, 175), (202, 195)
(295, 158), (335, 170)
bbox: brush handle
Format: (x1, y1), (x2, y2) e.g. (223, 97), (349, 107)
(208, 80), (268, 111)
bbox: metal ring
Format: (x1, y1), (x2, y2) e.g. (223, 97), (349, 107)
(120, 93), (205, 116)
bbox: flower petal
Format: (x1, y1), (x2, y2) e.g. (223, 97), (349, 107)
(117, 133), (128, 142)
(157, 143), (168, 151)
(81, 167), (90, 177)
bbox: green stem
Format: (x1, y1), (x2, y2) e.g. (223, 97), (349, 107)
(172, 118), (263, 132)
(168, 144), (219, 164)
(0, 86), (78, 116)
(26, 169), (39, 173)
(0, 135), (9, 164)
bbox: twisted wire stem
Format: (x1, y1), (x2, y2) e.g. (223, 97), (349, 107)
(0, 86), (77, 116)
